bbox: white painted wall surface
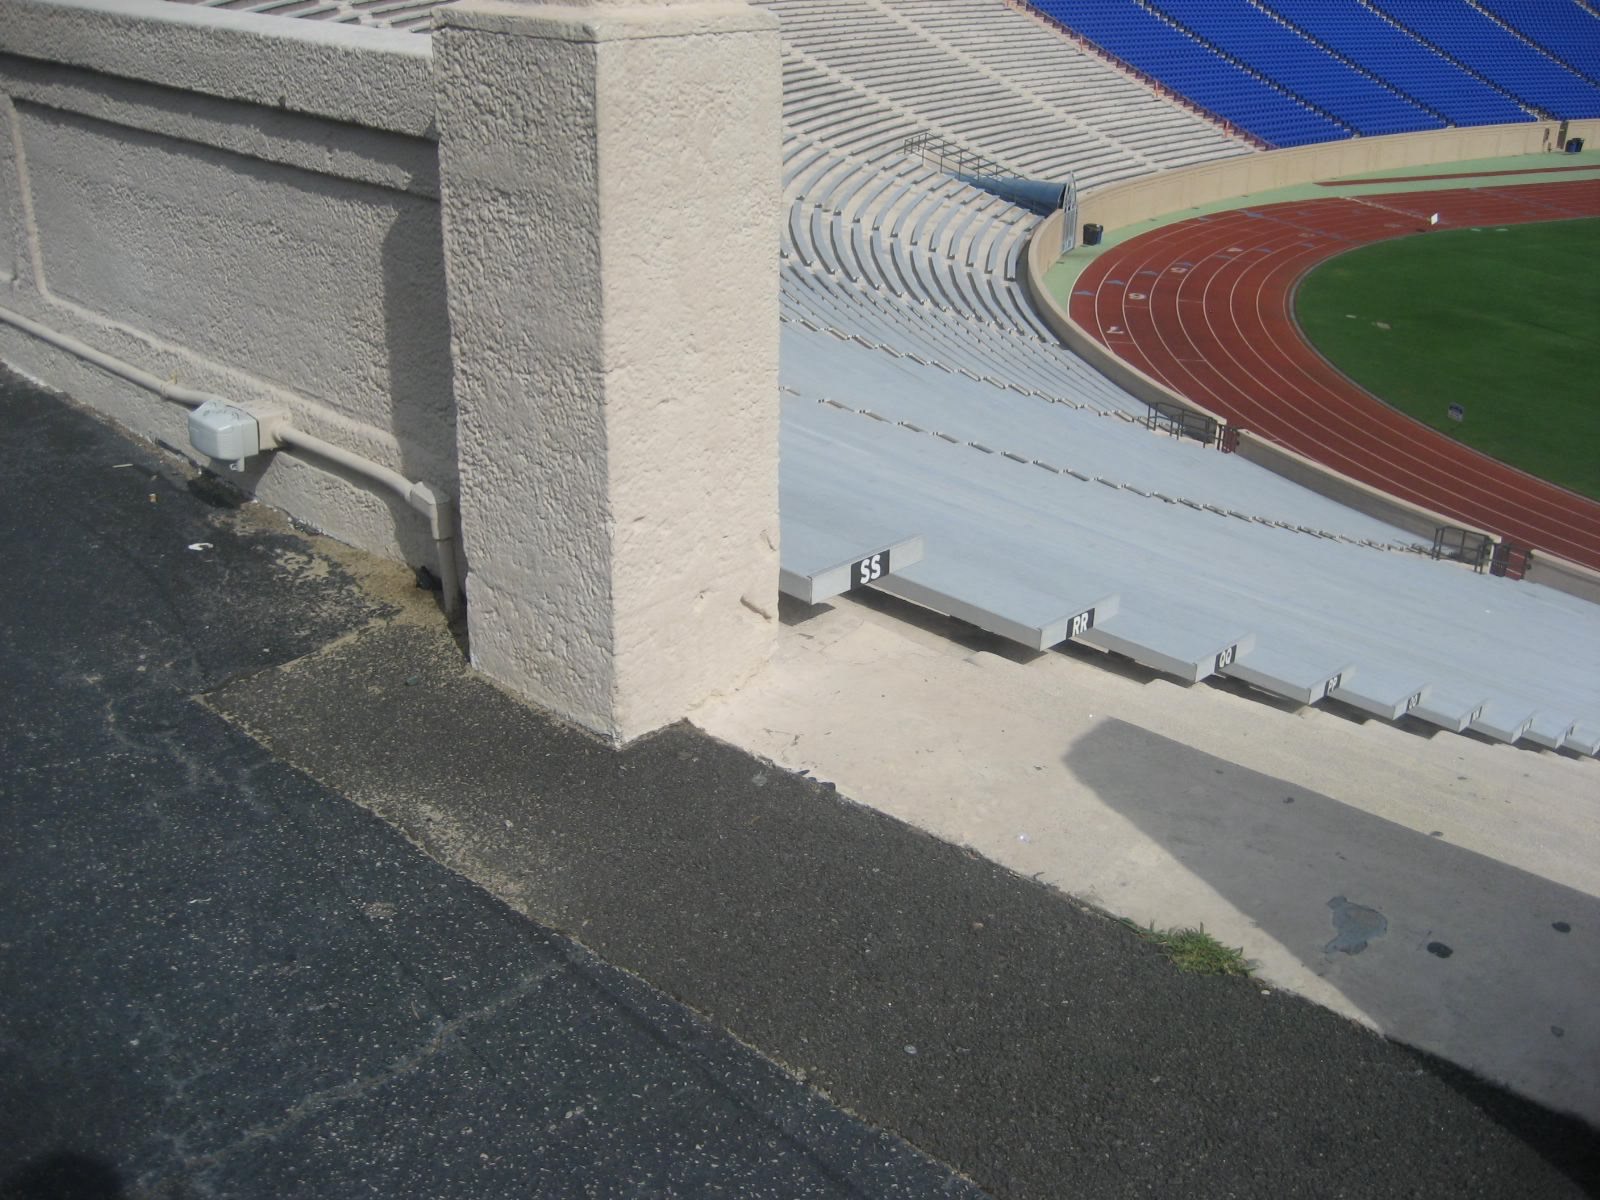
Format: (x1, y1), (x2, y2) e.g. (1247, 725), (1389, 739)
(5, 0), (788, 743)
(435, 0), (783, 743)
(0, 0), (454, 573)
(14, 105), (453, 477)
(0, 99), (17, 285)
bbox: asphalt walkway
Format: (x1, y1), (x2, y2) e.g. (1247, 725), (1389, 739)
(3, 372), (1598, 1198)
(0, 374), (977, 1199)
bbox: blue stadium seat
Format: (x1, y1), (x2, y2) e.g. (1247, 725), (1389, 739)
(1155, 0), (1442, 136)
(1371, 0), (1600, 119)
(1028, 0), (1599, 143)
(1029, 0), (1346, 146)
(1475, 0), (1600, 87)
(1263, 0), (1531, 126)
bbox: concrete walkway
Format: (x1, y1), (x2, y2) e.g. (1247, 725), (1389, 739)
(5, 372), (1599, 1198)
(696, 589), (1600, 1127)
(0, 374), (977, 1199)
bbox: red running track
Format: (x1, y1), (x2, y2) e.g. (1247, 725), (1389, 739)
(1069, 180), (1600, 570)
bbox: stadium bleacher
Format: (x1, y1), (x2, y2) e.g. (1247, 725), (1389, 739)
(1476, 0), (1600, 87)
(1026, 0), (1351, 146)
(1152, 0), (1443, 136)
(779, 323), (1600, 751)
(158, 0), (1600, 752)
(765, 0), (1254, 184)
(879, 0), (1248, 169)
(1260, 0), (1532, 128)
(1370, 0), (1600, 119)
(761, 0), (1599, 750)
(1029, 0), (1600, 143)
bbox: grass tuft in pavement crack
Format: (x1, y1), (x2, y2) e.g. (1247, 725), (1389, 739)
(1124, 920), (1255, 976)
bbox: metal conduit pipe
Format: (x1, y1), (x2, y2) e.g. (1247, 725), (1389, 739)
(0, 303), (463, 616)
(274, 424), (462, 620)
(0, 303), (228, 410)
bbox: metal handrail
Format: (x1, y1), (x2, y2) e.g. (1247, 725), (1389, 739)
(901, 131), (1021, 180)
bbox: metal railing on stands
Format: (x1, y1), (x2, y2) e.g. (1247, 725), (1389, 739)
(1431, 527), (1533, 580)
(1145, 399), (1222, 445)
(1491, 540), (1531, 580)
(905, 131), (1079, 240)
(1432, 525), (1494, 571)
(902, 132), (1021, 180)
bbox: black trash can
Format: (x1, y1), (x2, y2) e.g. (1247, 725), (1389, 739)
(1083, 222), (1103, 246)
(1566, 137), (1584, 154)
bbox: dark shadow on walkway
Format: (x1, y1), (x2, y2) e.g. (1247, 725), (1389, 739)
(0, 1153), (124, 1200)
(1066, 718), (1600, 1188)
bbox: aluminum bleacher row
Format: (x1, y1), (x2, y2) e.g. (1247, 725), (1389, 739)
(762, 0), (1252, 186)
(165, 0), (1600, 752)
(778, 324), (1600, 754)
(762, 0), (1600, 752)
(1029, 0), (1600, 146)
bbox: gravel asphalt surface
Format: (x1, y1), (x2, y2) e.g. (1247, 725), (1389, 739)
(3, 372), (1597, 1198)
(0, 373), (979, 1199)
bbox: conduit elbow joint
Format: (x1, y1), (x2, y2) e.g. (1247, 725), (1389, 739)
(406, 481), (454, 541)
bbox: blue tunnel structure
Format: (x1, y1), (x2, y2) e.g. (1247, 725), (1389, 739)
(953, 172), (1071, 215)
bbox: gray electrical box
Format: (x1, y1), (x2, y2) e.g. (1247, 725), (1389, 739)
(188, 401), (261, 470)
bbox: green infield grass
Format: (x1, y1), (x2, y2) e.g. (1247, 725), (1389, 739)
(1295, 217), (1600, 502)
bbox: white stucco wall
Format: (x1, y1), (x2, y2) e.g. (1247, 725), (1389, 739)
(601, 22), (783, 740)
(2, 0), (436, 136)
(0, 98), (17, 285)
(0, 0), (453, 571)
(435, 0), (783, 743)
(5, 0), (787, 743)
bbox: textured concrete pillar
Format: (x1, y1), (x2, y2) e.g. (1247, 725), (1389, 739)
(434, 0), (781, 743)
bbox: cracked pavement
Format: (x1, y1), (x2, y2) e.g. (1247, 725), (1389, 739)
(0, 372), (980, 1199)
(4, 371), (1599, 1199)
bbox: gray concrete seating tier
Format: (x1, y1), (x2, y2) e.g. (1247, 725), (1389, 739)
(782, 380), (1600, 753)
(882, 0), (1247, 167)
(780, 318), (1430, 543)
(781, 276), (1124, 409)
(757, 0), (1252, 184)
(151, 0), (1600, 753)
(781, 140), (1049, 335)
